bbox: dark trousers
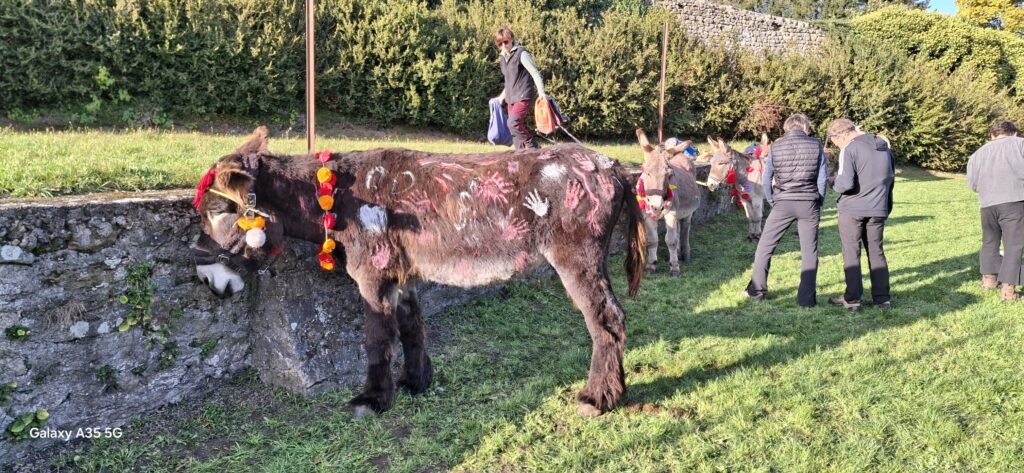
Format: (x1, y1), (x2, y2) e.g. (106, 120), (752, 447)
(507, 99), (538, 150)
(746, 199), (821, 307)
(980, 201), (1024, 285)
(838, 213), (890, 303)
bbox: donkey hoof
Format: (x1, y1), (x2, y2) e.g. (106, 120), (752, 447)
(645, 265), (657, 274)
(670, 269), (681, 277)
(577, 402), (603, 417)
(351, 405), (375, 421)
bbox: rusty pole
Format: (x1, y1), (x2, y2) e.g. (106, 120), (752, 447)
(658, 19), (669, 144)
(305, 0), (316, 155)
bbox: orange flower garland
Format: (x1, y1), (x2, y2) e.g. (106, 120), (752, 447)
(315, 150), (337, 271)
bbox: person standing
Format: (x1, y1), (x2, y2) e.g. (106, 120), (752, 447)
(743, 114), (829, 307)
(826, 118), (896, 312)
(494, 26), (545, 150)
(966, 120), (1024, 302)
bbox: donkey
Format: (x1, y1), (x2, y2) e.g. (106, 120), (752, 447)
(191, 127), (646, 418)
(634, 129), (701, 277)
(705, 135), (770, 241)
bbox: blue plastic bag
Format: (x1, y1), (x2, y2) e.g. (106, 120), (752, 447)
(487, 98), (513, 146)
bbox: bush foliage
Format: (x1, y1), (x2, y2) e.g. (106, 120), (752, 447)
(1, 0), (1020, 170)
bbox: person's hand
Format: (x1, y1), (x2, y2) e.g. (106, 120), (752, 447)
(827, 176), (836, 187)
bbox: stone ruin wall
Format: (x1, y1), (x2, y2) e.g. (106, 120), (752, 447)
(660, 0), (826, 55)
(0, 166), (734, 466)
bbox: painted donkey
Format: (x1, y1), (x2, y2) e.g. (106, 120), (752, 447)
(634, 129), (700, 276)
(705, 135), (770, 241)
(191, 127), (646, 418)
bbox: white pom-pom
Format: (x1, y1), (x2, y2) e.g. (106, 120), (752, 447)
(245, 228), (266, 248)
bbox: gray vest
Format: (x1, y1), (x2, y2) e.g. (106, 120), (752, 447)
(771, 129), (822, 201)
(500, 46), (537, 104)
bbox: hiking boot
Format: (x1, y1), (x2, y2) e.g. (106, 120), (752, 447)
(982, 274), (999, 290)
(1000, 284), (1021, 302)
(828, 296), (861, 312)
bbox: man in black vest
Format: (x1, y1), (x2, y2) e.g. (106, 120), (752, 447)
(826, 118), (895, 312)
(743, 114), (829, 307)
(494, 27), (546, 150)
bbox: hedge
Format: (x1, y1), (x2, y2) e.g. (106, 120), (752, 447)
(1, 0), (1021, 170)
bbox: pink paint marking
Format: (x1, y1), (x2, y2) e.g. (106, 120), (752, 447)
(564, 179), (583, 211)
(399, 190), (432, 215)
(597, 174), (615, 201)
(507, 160), (520, 174)
(572, 152), (596, 172)
(372, 243), (391, 270)
(454, 259), (471, 279)
(538, 150), (558, 160)
(432, 175), (449, 194)
(438, 163), (473, 175)
(476, 172), (513, 205)
(502, 217), (530, 241)
(476, 158), (503, 166)
(514, 251), (533, 271)
(572, 166), (602, 235)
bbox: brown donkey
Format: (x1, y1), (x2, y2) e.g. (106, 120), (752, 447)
(191, 128), (646, 418)
(634, 129), (701, 276)
(705, 136), (769, 240)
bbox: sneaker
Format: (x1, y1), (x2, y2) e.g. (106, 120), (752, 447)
(828, 296), (861, 312)
(982, 275), (998, 290)
(740, 290), (764, 302)
(1001, 284), (1021, 302)
(864, 300), (892, 310)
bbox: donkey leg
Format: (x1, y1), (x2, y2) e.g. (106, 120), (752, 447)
(395, 287), (434, 395)
(545, 247), (626, 416)
(643, 216), (659, 273)
(680, 216), (693, 263)
(741, 201), (756, 241)
(350, 279), (400, 419)
(664, 213), (681, 277)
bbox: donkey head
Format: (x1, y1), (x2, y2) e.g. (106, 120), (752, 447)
(705, 137), (741, 192)
(635, 129), (690, 217)
(192, 127), (285, 298)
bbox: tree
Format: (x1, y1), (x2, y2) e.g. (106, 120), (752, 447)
(958, 0), (1024, 35)
(724, 0), (928, 20)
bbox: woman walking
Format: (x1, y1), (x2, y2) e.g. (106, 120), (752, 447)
(493, 26), (546, 150)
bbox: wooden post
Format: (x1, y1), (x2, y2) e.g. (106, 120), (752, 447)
(305, 0), (316, 155)
(658, 19), (669, 144)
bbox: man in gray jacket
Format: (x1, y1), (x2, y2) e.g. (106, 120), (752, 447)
(967, 120), (1024, 302)
(743, 114), (829, 307)
(826, 119), (896, 311)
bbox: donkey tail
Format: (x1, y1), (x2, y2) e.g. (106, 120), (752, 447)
(623, 175), (646, 299)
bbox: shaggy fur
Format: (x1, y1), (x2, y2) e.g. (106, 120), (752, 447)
(193, 128), (647, 416)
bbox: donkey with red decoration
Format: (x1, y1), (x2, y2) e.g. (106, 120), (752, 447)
(705, 135), (770, 241)
(634, 129), (701, 276)
(191, 127), (647, 418)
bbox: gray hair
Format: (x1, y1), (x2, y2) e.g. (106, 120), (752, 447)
(783, 113), (812, 133)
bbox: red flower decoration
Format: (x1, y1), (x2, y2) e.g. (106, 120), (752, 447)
(746, 166), (754, 173)
(319, 181), (334, 196)
(318, 252), (336, 271)
(742, 193), (750, 200)
(731, 188), (739, 196)
(318, 150), (332, 164)
(726, 170), (737, 185)
(192, 168), (217, 209)
(323, 213), (336, 230)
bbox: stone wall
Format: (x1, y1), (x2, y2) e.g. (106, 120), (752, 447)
(0, 165), (735, 466)
(660, 0), (825, 54)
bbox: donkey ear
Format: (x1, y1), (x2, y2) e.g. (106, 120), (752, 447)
(636, 129), (654, 152)
(215, 160), (254, 194)
(630, 128), (655, 150)
(234, 126), (269, 155)
(668, 139), (692, 155)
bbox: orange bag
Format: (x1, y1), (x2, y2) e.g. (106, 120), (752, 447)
(534, 96), (561, 135)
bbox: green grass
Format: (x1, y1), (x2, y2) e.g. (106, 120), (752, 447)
(0, 128), (674, 198)
(43, 166), (1024, 472)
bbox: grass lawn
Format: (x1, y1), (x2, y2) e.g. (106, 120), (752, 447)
(37, 165), (1024, 472)
(0, 127), (675, 198)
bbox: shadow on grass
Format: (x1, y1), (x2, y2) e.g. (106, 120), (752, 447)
(625, 251), (979, 407)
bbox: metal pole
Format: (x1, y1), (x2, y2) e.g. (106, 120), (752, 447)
(305, 0), (316, 155)
(658, 19), (669, 144)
